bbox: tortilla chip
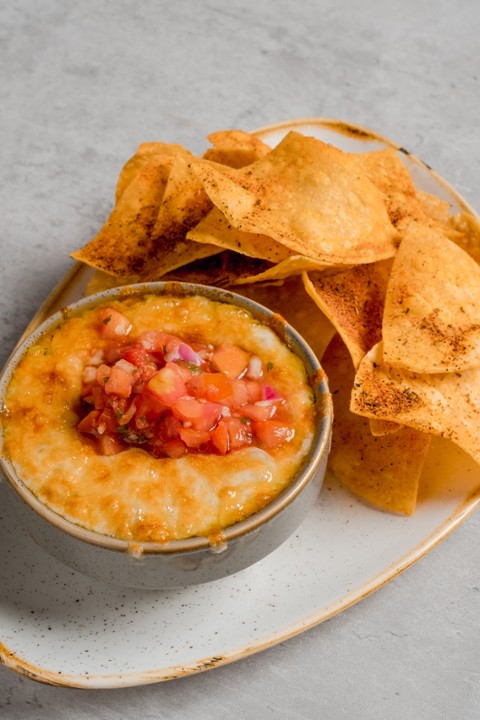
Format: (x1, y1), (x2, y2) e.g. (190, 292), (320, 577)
(303, 263), (402, 437)
(448, 210), (480, 265)
(323, 336), (430, 515)
(353, 148), (427, 227)
(163, 251), (273, 287)
(71, 155), (174, 276)
(303, 261), (392, 369)
(416, 189), (453, 224)
(232, 275), (336, 361)
(354, 149), (463, 244)
(383, 220), (480, 373)
(137, 154), (221, 281)
(368, 418), (403, 436)
(351, 341), (480, 466)
(153, 153), (213, 233)
(115, 142), (187, 203)
(192, 131), (398, 265)
(232, 256), (331, 284)
(187, 207), (293, 263)
(203, 129), (271, 168)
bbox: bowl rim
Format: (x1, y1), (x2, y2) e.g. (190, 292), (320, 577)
(0, 281), (333, 555)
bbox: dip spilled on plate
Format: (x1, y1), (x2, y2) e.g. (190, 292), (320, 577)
(1, 291), (316, 543)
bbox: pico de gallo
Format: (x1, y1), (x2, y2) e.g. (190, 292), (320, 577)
(77, 306), (295, 458)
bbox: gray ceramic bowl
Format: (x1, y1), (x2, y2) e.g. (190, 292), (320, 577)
(0, 282), (332, 589)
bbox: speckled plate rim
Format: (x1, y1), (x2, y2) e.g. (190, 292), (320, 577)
(1, 117), (480, 688)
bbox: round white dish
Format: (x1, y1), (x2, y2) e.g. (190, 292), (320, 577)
(1, 118), (479, 688)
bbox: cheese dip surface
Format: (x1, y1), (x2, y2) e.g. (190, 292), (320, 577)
(2, 293), (316, 542)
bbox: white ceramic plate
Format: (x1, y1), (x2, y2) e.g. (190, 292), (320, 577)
(1, 118), (480, 688)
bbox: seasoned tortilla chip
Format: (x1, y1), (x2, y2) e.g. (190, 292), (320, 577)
(203, 129), (271, 168)
(368, 418), (403, 436)
(192, 132), (398, 265)
(303, 261), (392, 369)
(416, 189), (453, 224)
(71, 155), (174, 276)
(233, 275), (336, 361)
(383, 220), (480, 373)
(448, 210), (480, 265)
(153, 153), (213, 234)
(187, 207), (293, 263)
(351, 341), (480, 466)
(354, 150), (462, 242)
(353, 148), (427, 227)
(323, 336), (429, 515)
(303, 263), (402, 437)
(139, 153), (221, 281)
(163, 251), (273, 287)
(233, 255), (330, 284)
(115, 142), (187, 203)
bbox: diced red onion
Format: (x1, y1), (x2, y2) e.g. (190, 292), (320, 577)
(262, 384), (283, 401)
(178, 343), (203, 365)
(246, 355), (263, 379)
(115, 359), (137, 375)
(164, 346), (182, 363)
(83, 366), (98, 383)
(164, 342), (203, 365)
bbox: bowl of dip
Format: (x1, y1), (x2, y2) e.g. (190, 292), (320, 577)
(0, 282), (332, 588)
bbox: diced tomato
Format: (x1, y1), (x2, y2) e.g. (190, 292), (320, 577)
(89, 385), (107, 410)
(171, 397), (223, 431)
(172, 362), (194, 383)
(96, 408), (118, 435)
(211, 420), (230, 454)
(163, 438), (187, 458)
(120, 343), (155, 368)
(116, 400), (137, 425)
(104, 365), (133, 398)
(98, 308), (132, 339)
(77, 409), (101, 434)
(245, 380), (263, 403)
(97, 433), (125, 456)
(146, 363), (188, 406)
(188, 372), (234, 402)
(156, 414), (182, 442)
(213, 417), (253, 452)
(239, 402), (276, 422)
(179, 427), (212, 448)
(138, 330), (179, 355)
(212, 344), (249, 378)
(225, 378), (250, 409)
(96, 364), (111, 385)
(134, 393), (166, 426)
(251, 420), (295, 448)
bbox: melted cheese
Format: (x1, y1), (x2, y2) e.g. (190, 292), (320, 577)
(2, 294), (316, 542)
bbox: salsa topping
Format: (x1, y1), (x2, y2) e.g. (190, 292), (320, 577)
(77, 307), (295, 457)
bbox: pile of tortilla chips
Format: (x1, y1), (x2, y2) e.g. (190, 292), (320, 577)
(72, 127), (480, 516)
